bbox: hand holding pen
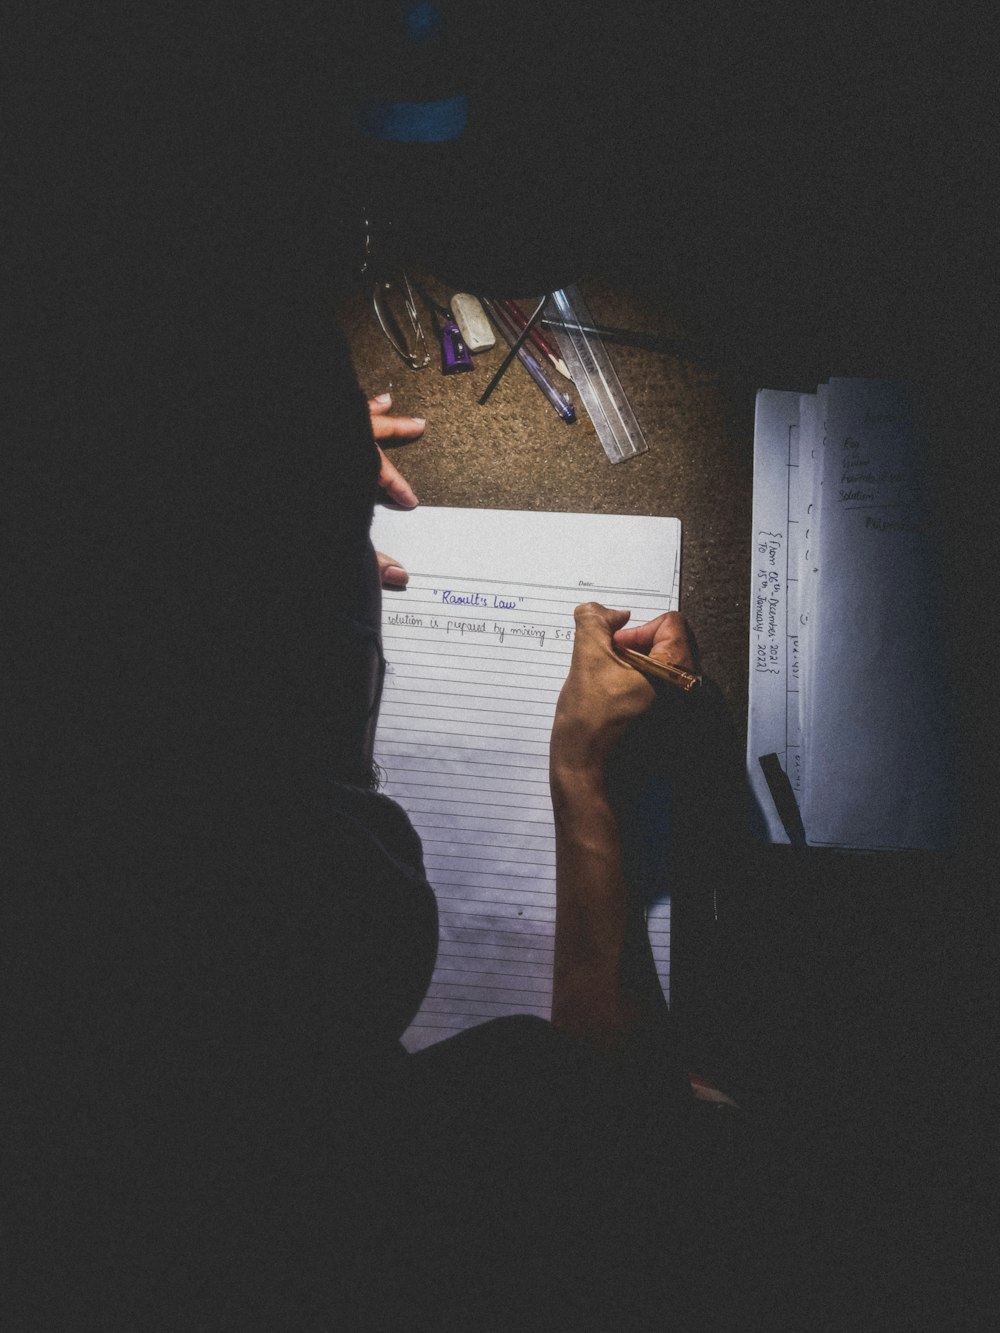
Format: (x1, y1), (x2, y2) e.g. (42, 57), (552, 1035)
(612, 610), (700, 691)
(553, 605), (697, 773)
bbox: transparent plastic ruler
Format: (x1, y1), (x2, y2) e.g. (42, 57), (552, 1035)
(545, 286), (648, 463)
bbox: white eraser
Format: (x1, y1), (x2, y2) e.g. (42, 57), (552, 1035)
(451, 293), (495, 352)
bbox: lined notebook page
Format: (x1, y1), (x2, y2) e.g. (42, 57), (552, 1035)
(370, 506), (681, 1052)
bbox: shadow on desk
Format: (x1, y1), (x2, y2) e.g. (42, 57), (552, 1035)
(611, 677), (993, 1326)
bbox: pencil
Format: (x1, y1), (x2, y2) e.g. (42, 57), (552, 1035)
(617, 647), (701, 692)
(481, 299), (576, 422)
(500, 299), (572, 381)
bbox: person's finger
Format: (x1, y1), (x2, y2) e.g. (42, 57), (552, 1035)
(368, 393), (393, 416)
(573, 602), (631, 639)
(649, 613), (696, 671)
(377, 446), (419, 508)
(612, 611), (671, 652)
(370, 413), (426, 442)
(570, 604), (635, 675)
(376, 549), (409, 588)
(556, 604), (656, 755)
(613, 611), (695, 670)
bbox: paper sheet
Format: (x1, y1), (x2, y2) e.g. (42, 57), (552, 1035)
(371, 506), (681, 1051)
(803, 379), (954, 849)
(748, 379), (955, 850)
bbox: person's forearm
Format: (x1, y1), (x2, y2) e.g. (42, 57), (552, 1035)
(547, 602), (694, 1046)
(550, 760), (638, 1046)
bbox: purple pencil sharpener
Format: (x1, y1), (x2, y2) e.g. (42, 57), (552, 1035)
(440, 321), (473, 374)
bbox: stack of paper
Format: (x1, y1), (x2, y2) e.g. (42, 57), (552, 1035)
(748, 378), (954, 850)
(371, 505), (681, 1051)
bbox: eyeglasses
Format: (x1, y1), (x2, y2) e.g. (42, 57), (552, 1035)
(371, 271), (430, 370)
(361, 213), (430, 371)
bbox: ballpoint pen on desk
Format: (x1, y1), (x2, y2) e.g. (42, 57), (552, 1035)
(481, 298), (576, 423)
(478, 294), (547, 406)
(500, 299), (572, 380)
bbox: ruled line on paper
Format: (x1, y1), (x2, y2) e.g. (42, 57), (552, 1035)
(407, 572), (667, 598)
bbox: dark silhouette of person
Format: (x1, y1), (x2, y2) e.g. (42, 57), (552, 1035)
(5, 8), (778, 1327)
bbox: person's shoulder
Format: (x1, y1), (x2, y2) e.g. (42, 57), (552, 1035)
(332, 783), (427, 887)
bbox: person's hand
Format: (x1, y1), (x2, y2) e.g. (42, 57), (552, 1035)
(368, 394), (424, 587)
(551, 604), (695, 775)
(612, 609), (696, 670)
(368, 394), (423, 509)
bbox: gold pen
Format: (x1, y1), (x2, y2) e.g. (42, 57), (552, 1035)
(617, 647), (701, 693)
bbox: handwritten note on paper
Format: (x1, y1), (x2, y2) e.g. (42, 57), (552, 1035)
(371, 506), (681, 1052)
